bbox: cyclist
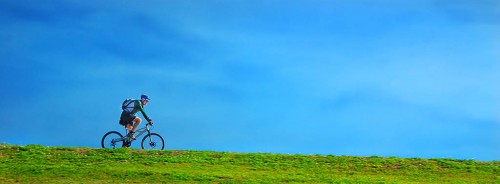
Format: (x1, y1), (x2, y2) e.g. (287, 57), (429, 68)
(119, 94), (153, 139)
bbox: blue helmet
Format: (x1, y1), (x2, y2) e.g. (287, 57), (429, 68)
(141, 94), (150, 100)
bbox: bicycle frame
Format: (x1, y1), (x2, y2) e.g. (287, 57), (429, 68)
(111, 124), (152, 144)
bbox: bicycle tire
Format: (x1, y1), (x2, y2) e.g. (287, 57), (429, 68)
(101, 131), (125, 148)
(141, 133), (165, 150)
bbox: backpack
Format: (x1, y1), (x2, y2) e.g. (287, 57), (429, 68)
(122, 99), (135, 110)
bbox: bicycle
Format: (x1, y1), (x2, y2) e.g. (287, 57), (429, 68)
(101, 123), (165, 150)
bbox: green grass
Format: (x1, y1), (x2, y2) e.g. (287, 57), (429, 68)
(1, 144), (498, 183)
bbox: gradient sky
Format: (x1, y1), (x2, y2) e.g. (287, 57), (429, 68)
(1, 0), (499, 160)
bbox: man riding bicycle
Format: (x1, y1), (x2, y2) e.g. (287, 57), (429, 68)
(119, 94), (153, 139)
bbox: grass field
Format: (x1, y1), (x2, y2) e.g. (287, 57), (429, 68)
(0, 144), (498, 183)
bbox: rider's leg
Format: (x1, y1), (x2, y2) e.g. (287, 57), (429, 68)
(131, 117), (142, 132)
(126, 123), (133, 131)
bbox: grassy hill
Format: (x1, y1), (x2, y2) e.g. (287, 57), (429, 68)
(0, 144), (498, 183)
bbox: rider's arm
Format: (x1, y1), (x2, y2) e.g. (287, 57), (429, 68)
(136, 100), (152, 122)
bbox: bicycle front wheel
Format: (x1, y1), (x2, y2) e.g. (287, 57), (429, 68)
(141, 133), (165, 150)
(101, 131), (124, 149)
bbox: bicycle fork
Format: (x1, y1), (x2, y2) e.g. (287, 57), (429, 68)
(145, 126), (153, 142)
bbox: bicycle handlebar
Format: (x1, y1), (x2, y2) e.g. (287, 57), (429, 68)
(146, 123), (154, 130)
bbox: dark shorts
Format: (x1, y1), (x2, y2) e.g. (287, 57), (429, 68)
(119, 111), (136, 126)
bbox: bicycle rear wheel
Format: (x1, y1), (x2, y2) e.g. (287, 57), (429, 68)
(141, 133), (165, 150)
(101, 131), (125, 148)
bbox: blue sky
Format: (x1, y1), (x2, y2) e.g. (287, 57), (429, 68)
(1, 0), (499, 160)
